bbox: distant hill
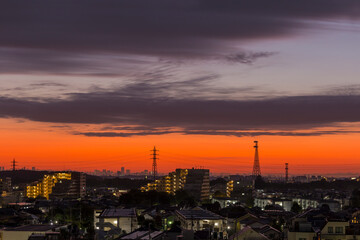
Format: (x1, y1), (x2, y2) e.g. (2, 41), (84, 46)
(0, 170), (51, 185)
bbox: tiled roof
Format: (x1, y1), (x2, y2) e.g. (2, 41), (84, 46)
(99, 208), (136, 218)
(176, 208), (224, 220)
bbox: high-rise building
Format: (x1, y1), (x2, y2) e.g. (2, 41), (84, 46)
(211, 180), (234, 198)
(184, 168), (210, 201)
(26, 172), (86, 199)
(121, 167), (125, 175)
(141, 168), (210, 201)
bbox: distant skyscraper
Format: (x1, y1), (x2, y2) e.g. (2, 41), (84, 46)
(126, 169), (130, 175)
(121, 167), (125, 175)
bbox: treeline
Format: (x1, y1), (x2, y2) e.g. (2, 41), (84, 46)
(86, 175), (151, 189)
(255, 176), (360, 192)
(0, 170), (51, 185)
(119, 189), (197, 208)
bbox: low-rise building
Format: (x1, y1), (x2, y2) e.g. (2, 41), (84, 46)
(97, 208), (138, 234)
(175, 207), (227, 238)
(211, 197), (238, 209)
(254, 198), (293, 211)
(0, 224), (65, 240)
(286, 209), (360, 240)
(229, 226), (270, 240)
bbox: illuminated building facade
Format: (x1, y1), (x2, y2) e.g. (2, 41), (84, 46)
(226, 180), (234, 197)
(142, 169), (188, 194)
(141, 168), (210, 201)
(26, 172), (85, 199)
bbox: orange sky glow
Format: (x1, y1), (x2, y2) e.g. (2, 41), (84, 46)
(1, 118), (359, 176)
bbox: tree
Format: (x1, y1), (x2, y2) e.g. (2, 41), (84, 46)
(202, 201), (221, 213)
(245, 195), (254, 208)
(351, 189), (360, 208)
(254, 175), (266, 189)
(291, 202), (302, 214)
(175, 190), (197, 208)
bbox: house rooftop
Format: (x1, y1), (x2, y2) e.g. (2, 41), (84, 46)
(118, 230), (163, 239)
(99, 208), (136, 218)
(3, 224), (62, 232)
(176, 208), (224, 220)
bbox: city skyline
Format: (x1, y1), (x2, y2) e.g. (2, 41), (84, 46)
(1, 1), (360, 175)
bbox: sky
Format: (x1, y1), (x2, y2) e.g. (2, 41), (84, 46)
(1, 0), (360, 176)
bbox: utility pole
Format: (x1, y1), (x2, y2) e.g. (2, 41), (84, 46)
(151, 146), (158, 181)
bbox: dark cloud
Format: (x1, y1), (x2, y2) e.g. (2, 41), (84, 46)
(0, 0), (358, 75)
(1, 81), (360, 136)
(325, 84), (360, 96)
(74, 130), (360, 138)
(0, 47), (147, 76)
(74, 131), (177, 138)
(0, 0), (359, 59)
(29, 82), (67, 88)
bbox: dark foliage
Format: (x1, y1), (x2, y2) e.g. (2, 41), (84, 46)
(86, 175), (151, 189)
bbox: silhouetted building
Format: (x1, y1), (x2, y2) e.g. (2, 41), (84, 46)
(184, 169), (210, 201)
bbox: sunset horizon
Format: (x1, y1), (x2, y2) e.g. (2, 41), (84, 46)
(1, 0), (360, 177)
